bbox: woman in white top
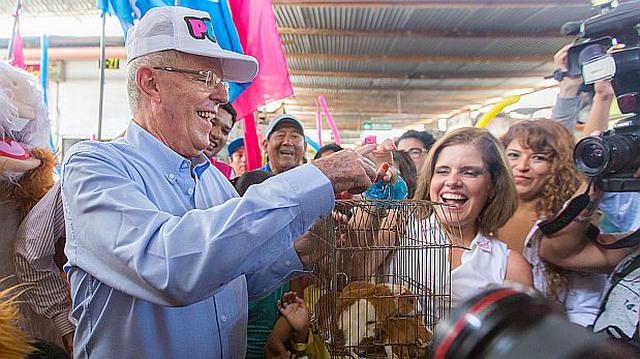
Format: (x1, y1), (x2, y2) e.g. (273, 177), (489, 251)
(498, 119), (606, 326)
(410, 127), (532, 308)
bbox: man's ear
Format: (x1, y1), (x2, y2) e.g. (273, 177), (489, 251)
(137, 66), (160, 102)
(262, 138), (269, 152)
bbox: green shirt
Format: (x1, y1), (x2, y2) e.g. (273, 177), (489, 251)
(245, 282), (290, 358)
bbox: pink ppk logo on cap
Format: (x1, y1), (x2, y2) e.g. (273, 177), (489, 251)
(184, 17), (218, 44)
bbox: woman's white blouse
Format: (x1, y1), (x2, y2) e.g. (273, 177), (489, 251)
(523, 223), (606, 327)
(391, 217), (509, 313)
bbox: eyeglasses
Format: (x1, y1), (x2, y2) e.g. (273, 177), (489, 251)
(153, 66), (228, 100)
(402, 148), (428, 160)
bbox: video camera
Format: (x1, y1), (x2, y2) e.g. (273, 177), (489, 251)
(565, 0), (640, 192)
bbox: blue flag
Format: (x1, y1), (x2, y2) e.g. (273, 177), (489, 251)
(96, 0), (250, 101)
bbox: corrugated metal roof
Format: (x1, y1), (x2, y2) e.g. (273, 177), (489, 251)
(275, 6), (417, 30)
(275, 4), (597, 33)
(0, 0), (97, 17)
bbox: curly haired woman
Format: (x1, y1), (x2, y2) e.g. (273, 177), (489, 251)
(498, 119), (606, 327)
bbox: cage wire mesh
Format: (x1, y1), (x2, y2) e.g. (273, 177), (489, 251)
(305, 199), (462, 358)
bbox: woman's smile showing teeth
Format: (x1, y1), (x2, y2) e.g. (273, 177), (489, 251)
(441, 192), (468, 209)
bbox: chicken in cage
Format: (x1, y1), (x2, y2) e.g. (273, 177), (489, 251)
(304, 199), (461, 358)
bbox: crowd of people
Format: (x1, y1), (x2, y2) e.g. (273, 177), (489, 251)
(3, 5), (640, 359)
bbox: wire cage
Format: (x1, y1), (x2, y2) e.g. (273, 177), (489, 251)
(305, 199), (460, 359)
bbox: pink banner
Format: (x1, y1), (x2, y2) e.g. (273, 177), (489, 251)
(10, 23), (26, 69)
(229, 0), (293, 118)
(318, 96), (342, 145)
(229, 0), (294, 171)
(242, 113), (262, 170)
(315, 106), (322, 147)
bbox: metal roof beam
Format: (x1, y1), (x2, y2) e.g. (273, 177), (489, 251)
(291, 89), (504, 100)
(285, 98), (476, 106)
(292, 83), (528, 91)
(279, 27), (560, 39)
(286, 52), (549, 63)
(290, 69), (546, 79)
(284, 104), (457, 111)
(273, 0), (587, 8)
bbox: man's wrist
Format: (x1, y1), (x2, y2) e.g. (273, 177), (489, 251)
(593, 92), (614, 102)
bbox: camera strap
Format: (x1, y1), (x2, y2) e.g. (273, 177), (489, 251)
(539, 181), (640, 249)
(538, 182), (592, 236)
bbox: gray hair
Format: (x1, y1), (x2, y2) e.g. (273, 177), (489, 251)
(126, 50), (186, 113)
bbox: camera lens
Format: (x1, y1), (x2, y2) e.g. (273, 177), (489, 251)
(574, 137), (610, 176)
(580, 143), (607, 169)
(431, 287), (634, 359)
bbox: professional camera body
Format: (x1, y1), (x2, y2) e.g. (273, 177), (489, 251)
(567, 0), (640, 191)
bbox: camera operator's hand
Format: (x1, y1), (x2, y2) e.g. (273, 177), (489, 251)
(594, 79), (615, 101)
(582, 84), (614, 138)
(554, 44), (583, 98)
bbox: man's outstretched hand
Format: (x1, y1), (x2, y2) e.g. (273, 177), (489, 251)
(312, 144), (378, 194)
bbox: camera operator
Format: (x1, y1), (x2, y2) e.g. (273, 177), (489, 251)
(539, 171), (640, 348)
(551, 44), (615, 138)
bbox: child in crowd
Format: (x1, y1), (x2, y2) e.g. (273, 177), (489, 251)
(265, 291), (329, 359)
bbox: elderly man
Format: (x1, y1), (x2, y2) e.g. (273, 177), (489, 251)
(61, 7), (377, 358)
(260, 114), (306, 174)
(203, 102), (236, 178)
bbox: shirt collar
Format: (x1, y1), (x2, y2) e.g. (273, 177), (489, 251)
(124, 121), (196, 181)
(472, 233), (492, 253)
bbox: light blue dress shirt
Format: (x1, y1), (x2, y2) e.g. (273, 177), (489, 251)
(61, 121), (334, 358)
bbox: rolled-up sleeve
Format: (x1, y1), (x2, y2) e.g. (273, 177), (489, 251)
(551, 96), (581, 132)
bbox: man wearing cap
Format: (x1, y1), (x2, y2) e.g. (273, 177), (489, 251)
(60, 7), (379, 359)
(203, 102), (236, 179)
(260, 114), (306, 174)
(227, 137), (246, 178)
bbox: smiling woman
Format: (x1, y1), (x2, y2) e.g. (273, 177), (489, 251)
(498, 120), (606, 328)
(409, 127), (532, 308)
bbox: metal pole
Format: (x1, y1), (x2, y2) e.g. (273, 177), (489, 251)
(97, 12), (107, 141)
(7, 0), (22, 60)
(40, 34), (49, 104)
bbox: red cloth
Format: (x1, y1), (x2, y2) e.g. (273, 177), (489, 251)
(241, 113), (263, 171)
(209, 158), (233, 179)
(229, 0), (294, 170)
(229, 0), (293, 119)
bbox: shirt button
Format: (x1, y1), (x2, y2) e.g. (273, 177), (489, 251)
(168, 173), (175, 180)
(187, 188), (194, 195)
(285, 260), (291, 267)
(221, 315), (227, 322)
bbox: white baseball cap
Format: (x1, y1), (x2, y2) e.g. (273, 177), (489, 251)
(125, 6), (258, 83)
